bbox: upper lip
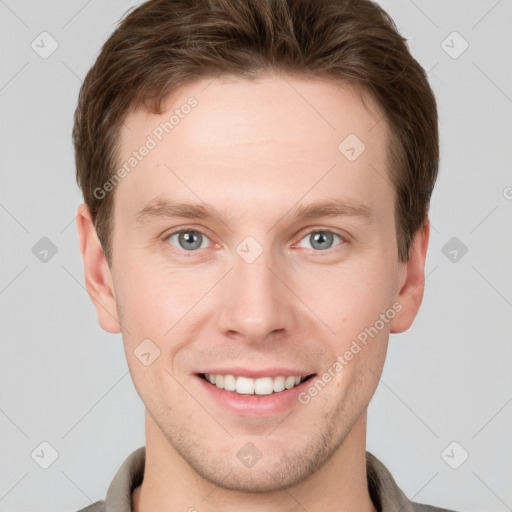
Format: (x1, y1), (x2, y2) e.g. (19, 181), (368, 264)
(196, 368), (316, 379)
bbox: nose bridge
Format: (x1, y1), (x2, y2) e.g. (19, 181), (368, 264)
(217, 240), (296, 341)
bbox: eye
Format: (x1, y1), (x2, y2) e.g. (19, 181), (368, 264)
(163, 228), (344, 256)
(296, 230), (344, 251)
(165, 229), (211, 252)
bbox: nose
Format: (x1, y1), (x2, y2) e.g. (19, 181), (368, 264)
(216, 245), (299, 345)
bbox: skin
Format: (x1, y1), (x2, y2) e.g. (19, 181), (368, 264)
(76, 74), (429, 512)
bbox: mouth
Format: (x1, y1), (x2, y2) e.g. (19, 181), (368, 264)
(197, 372), (316, 396)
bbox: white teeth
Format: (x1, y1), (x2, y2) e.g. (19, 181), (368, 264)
(254, 377), (274, 395)
(203, 373), (307, 395)
(285, 376), (295, 389)
(273, 376), (285, 392)
(223, 374), (236, 391)
(236, 376), (255, 394)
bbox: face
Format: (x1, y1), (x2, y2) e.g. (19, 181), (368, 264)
(79, 74), (427, 492)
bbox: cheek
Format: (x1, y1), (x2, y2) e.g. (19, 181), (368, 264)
(293, 256), (396, 334)
(113, 259), (198, 338)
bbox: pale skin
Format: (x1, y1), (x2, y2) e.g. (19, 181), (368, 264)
(76, 74), (429, 512)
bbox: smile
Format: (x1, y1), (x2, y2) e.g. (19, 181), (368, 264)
(200, 373), (314, 395)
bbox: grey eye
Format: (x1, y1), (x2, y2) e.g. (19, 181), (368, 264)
(298, 231), (342, 251)
(167, 230), (209, 251)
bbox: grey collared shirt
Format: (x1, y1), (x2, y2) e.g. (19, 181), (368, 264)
(76, 446), (458, 512)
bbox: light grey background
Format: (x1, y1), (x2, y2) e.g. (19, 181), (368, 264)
(1, 1), (511, 511)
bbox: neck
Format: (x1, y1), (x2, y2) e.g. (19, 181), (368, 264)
(133, 411), (377, 512)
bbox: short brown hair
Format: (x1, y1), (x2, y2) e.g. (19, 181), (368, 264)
(73, 0), (438, 265)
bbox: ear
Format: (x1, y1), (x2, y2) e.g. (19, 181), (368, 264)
(75, 203), (121, 333)
(389, 220), (430, 333)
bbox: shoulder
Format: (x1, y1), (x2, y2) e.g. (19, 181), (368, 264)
(366, 451), (463, 512)
(412, 502), (462, 512)
(74, 499), (106, 512)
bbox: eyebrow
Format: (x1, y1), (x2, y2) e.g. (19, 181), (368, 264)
(135, 195), (372, 225)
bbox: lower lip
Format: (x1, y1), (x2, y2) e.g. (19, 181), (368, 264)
(195, 375), (312, 416)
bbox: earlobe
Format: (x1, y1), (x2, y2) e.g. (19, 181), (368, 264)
(389, 220), (430, 334)
(76, 203), (122, 333)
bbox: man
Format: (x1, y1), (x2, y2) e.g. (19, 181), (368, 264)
(73, 0), (458, 510)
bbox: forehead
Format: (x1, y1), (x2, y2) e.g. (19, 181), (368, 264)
(121, 74), (385, 149)
(114, 75), (392, 224)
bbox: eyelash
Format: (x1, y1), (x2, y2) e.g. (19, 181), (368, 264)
(162, 227), (346, 257)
